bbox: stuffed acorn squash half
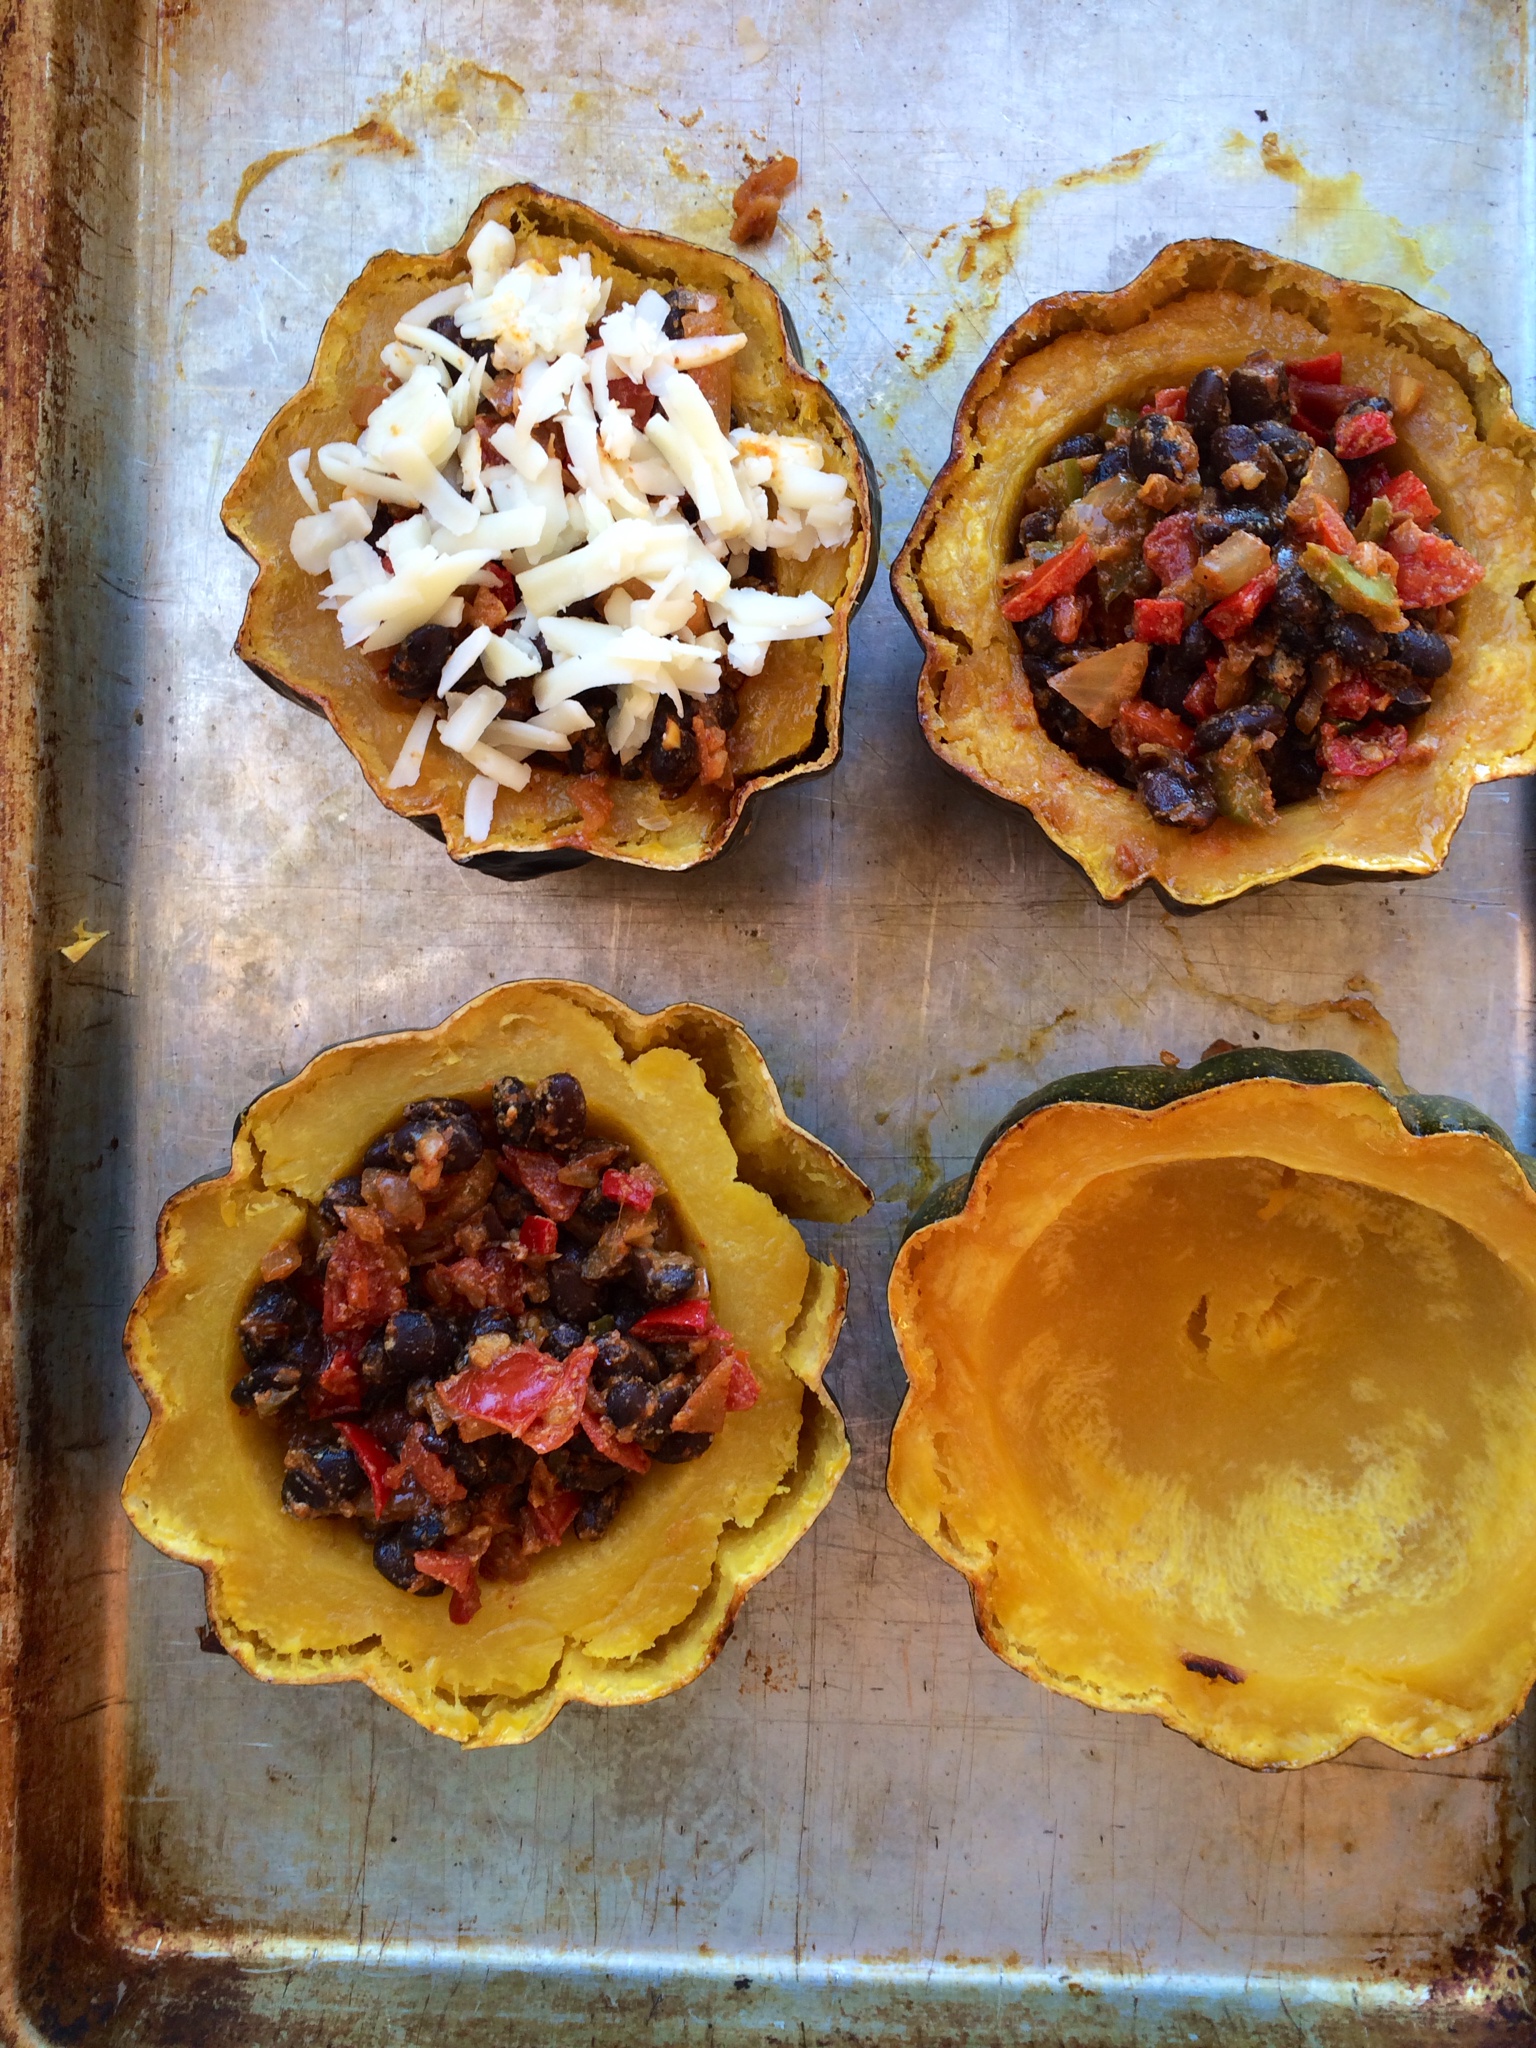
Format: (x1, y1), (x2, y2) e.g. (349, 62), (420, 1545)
(892, 240), (1536, 905)
(123, 982), (870, 1746)
(223, 184), (876, 879)
(888, 1048), (1536, 1768)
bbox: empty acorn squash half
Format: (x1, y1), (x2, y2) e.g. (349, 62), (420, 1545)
(123, 981), (870, 1746)
(222, 184), (876, 879)
(888, 1047), (1536, 1767)
(892, 240), (1536, 904)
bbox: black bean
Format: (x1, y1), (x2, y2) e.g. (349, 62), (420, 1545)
(387, 625), (458, 701)
(1339, 393), (1393, 427)
(544, 1320), (587, 1359)
(1253, 420), (1313, 483)
(445, 1431), (533, 1490)
(365, 1099), (483, 1175)
(468, 1307), (519, 1344)
(1194, 704), (1287, 754)
(593, 1330), (661, 1382)
(602, 1376), (659, 1433)
(548, 1255), (601, 1325)
(281, 1434), (364, 1517)
(631, 1248), (698, 1307)
(1031, 684), (1126, 780)
(1018, 653), (1061, 691)
(237, 1283), (317, 1367)
(1385, 626), (1452, 679)
(1227, 351), (1290, 425)
(1266, 734), (1323, 805)
(645, 709), (699, 790)
(1326, 612), (1387, 666)
(651, 1429), (713, 1464)
(575, 1486), (625, 1541)
(491, 1075), (536, 1147)
(1130, 413), (1199, 483)
(1199, 502), (1285, 546)
(1137, 760), (1218, 830)
(319, 1175), (363, 1229)
(1094, 445), (1132, 480)
(372, 1518), (449, 1594)
(431, 313), (493, 363)
(230, 1360), (304, 1414)
(1375, 667), (1434, 723)
(564, 1186), (621, 1251)
(546, 1439), (628, 1493)
(1272, 566), (1331, 652)
(1046, 431), (1103, 462)
(1210, 424), (1262, 471)
(1184, 368), (1230, 445)
(529, 1073), (586, 1150)
(1018, 507), (1059, 545)
(383, 1310), (461, 1381)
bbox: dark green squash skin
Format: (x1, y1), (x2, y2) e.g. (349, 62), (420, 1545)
(906, 1046), (1536, 1239)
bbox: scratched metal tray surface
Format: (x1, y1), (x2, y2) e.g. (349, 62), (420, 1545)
(7, 0), (1536, 2039)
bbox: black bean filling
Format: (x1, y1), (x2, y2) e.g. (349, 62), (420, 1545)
(233, 1073), (750, 1614)
(1004, 351), (1472, 830)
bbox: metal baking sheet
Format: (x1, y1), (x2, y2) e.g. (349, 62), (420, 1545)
(9, 0), (1536, 2038)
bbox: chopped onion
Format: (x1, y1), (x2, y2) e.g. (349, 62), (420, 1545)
(1049, 641), (1149, 727)
(1193, 530), (1271, 600)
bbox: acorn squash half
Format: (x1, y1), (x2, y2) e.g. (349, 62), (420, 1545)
(222, 184), (877, 880)
(123, 982), (870, 1746)
(892, 240), (1536, 905)
(888, 1047), (1536, 1767)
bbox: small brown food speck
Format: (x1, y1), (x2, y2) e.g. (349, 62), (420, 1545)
(730, 155), (798, 245)
(1182, 1652), (1245, 1684)
(1201, 1038), (1239, 1060)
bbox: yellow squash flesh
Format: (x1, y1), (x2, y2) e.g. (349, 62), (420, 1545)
(124, 982), (870, 1745)
(222, 186), (873, 876)
(892, 239), (1536, 905)
(888, 1071), (1536, 1767)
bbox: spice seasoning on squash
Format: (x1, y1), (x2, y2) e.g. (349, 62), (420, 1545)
(232, 1070), (759, 1621)
(996, 348), (1474, 832)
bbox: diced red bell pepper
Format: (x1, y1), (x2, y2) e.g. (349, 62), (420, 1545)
(1049, 590), (1088, 643)
(436, 1340), (596, 1455)
(1383, 470), (1439, 525)
(523, 1460), (583, 1550)
(414, 1548), (482, 1625)
(1183, 665), (1220, 724)
(307, 1336), (366, 1418)
(607, 373), (656, 428)
(486, 563), (519, 605)
(628, 1298), (713, 1341)
(506, 1147), (584, 1222)
(1291, 379), (1374, 425)
(1349, 458), (1393, 523)
(1152, 385), (1187, 419)
(726, 1356), (760, 1410)
(1114, 698), (1196, 755)
(1322, 669), (1383, 725)
(580, 1402), (652, 1474)
(1203, 565), (1279, 641)
(338, 1421), (396, 1519)
(999, 535), (1095, 621)
(601, 1166), (658, 1213)
(1383, 522), (1485, 607)
(1334, 407), (1397, 461)
(1285, 351), (1343, 384)
(1317, 719), (1408, 782)
(519, 1213), (559, 1256)
(1133, 597), (1187, 644)
(1143, 510), (1200, 588)
(1289, 490), (1354, 553)
(322, 1230), (408, 1336)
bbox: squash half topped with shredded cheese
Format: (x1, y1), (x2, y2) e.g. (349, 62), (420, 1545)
(223, 185), (876, 876)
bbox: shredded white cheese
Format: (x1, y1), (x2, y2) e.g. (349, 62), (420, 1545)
(286, 227), (857, 838)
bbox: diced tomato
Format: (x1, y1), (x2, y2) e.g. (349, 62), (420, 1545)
(1322, 669), (1382, 724)
(1153, 385), (1187, 419)
(505, 1147), (584, 1222)
(999, 535), (1095, 621)
(725, 1355), (760, 1411)
(1183, 666), (1220, 723)
(606, 374), (655, 428)
(485, 563), (519, 606)
(628, 1299), (713, 1341)
(1289, 489), (1354, 553)
(1143, 511), (1200, 588)
(414, 1548), (482, 1625)
(1383, 470), (1439, 525)
(580, 1403), (651, 1474)
(1050, 590), (1088, 643)
(395, 1424), (467, 1507)
(1334, 407), (1397, 461)
(519, 1213), (558, 1256)
(1114, 698), (1196, 755)
(1317, 719), (1409, 782)
(1203, 565), (1279, 641)
(1349, 458), (1393, 523)
(338, 1422), (396, 1518)
(322, 1230), (409, 1336)
(669, 1360), (735, 1436)
(1292, 379), (1374, 424)
(1285, 352), (1343, 384)
(1383, 522), (1485, 607)
(436, 1247), (524, 1314)
(436, 1340), (597, 1455)
(1133, 597), (1186, 644)
(308, 1337), (366, 1417)
(523, 1459), (583, 1550)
